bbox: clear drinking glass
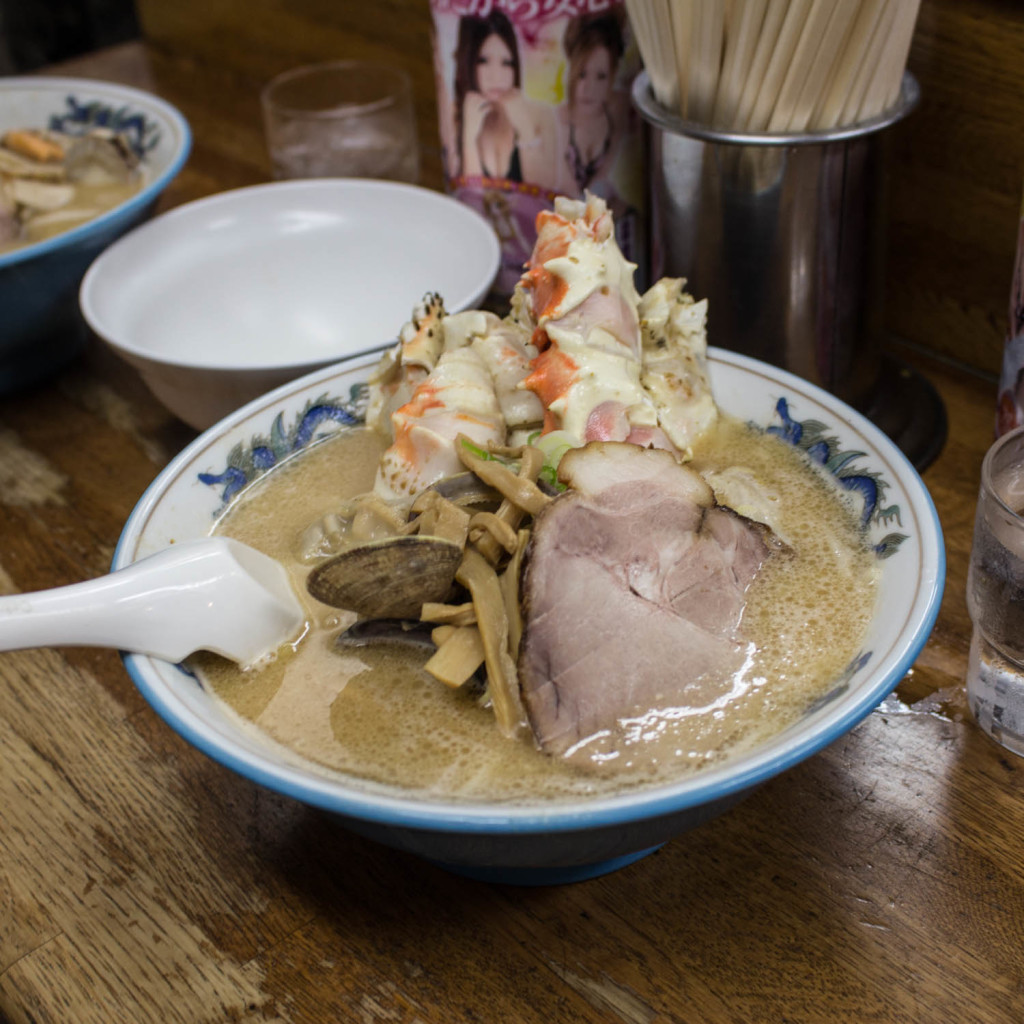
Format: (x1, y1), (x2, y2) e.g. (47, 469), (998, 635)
(967, 424), (1024, 754)
(261, 60), (420, 183)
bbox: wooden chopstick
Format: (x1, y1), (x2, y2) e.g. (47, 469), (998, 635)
(626, 0), (920, 131)
(837, 0), (900, 125)
(627, 0), (680, 109)
(810, 0), (886, 129)
(745, 0), (815, 131)
(731, 0), (791, 130)
(781, 0), (860, 131)
(687, 0), (727, 123)
(711, 0), (768, 128)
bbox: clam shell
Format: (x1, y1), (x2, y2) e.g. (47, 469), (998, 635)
(334, 618), (437, 650)
(420, 471), (502, 512)
(306, 535), (463, 619)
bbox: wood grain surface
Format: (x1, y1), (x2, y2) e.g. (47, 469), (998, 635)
(1, 30), (1023, 1024)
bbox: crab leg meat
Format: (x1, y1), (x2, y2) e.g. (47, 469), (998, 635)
(373, 346), (505, 502)
(366, 293), (448, 437)
(515, 194), (672, 451)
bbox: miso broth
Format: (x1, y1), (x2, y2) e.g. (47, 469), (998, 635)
(191, 417), (879, 804)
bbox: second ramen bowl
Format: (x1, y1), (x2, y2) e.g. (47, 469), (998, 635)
(113, 349), (944, 885)
(0, 76), (190, 393)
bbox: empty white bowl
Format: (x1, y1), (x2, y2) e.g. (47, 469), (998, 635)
(112, 346), (944, 885)
(80, 180), (500, 429)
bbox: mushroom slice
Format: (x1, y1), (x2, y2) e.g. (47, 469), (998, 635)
(64, 131), (140, 184)
(306, 535), (463, 619)
(21, 207), (103, 241)
(0, 138), (69, 182)
(0, 146), (67, 181)
(8, 179), (76, 211)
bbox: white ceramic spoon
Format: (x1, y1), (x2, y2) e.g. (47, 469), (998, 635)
(0, 538), (305, 666)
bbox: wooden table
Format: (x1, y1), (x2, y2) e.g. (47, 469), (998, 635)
(2, 41), (1021, 1024)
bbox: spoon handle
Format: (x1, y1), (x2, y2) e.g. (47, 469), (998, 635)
(0, 539), (304, 665)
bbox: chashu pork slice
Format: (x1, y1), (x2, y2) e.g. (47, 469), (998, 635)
(518, 442), (774, 757)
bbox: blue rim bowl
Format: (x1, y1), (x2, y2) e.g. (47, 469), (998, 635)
(112, 347), (944, 885)
(0, 76), (191, 392)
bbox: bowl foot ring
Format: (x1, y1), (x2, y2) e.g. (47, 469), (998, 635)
(429, 844), (664, 885)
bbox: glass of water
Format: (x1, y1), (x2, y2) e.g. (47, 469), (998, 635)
(967, 424), (1024, 754)
(261, 61), (419, 183)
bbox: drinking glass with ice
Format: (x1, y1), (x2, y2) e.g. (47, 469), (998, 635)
(261, 61), (419, 184)
(967, 425), (1024, 755)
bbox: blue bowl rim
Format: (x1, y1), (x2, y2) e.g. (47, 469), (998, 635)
(0, 75), (192, 269)
(115, 347), (946, 837)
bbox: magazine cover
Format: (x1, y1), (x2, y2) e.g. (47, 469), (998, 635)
(429, 0), (647, 298)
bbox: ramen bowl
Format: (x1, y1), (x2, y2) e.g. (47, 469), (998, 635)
(0, 76), (190, 393)
(114, 349), (944, 885)
(80, 180), (501, 430)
